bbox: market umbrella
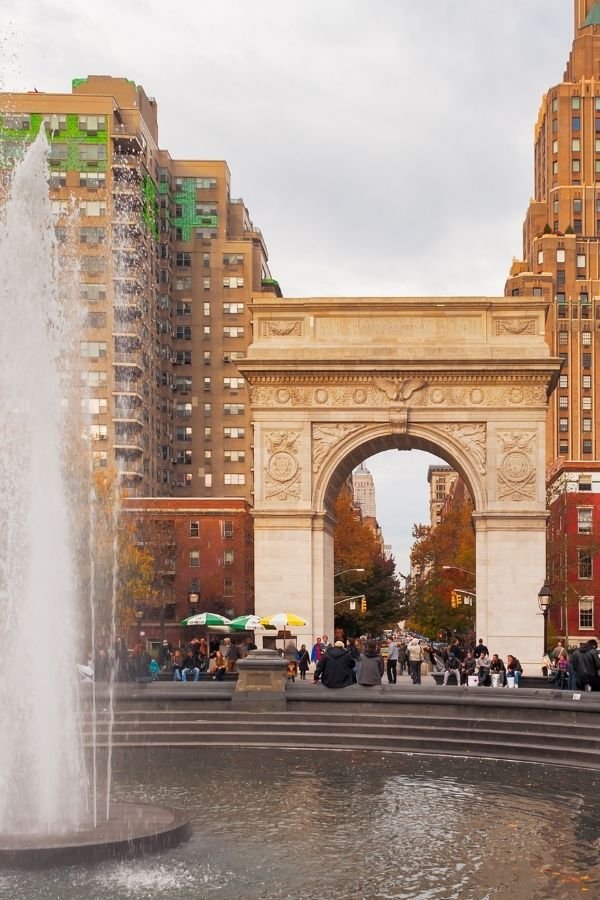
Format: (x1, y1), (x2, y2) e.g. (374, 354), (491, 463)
(229, 614), (262, 631)
(180, 612), (232, 627)
(258, 612), (308, 629)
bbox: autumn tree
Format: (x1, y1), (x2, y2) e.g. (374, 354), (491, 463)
(405, 490), (475, 639)
(90, 469), (154, 639)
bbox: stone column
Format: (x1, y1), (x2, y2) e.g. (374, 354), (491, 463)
(232, 649), (288, 710)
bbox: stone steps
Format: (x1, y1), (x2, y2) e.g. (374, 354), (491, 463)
(81, 708), (600, 768)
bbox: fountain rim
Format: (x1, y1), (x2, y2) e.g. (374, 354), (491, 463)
(0, 802), (192, 868)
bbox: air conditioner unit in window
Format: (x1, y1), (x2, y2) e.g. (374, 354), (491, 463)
(170, 358), (178, 364)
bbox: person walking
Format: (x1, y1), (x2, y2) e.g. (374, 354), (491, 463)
(315, 641), (355, 689)
(407, 638), (423, 685)
(570, 640), (600, 691)
(357, 639), (384, 686)
(298, 644), (310, 680)
(397, 641), (408, 676)
(386, 640), (399, 684)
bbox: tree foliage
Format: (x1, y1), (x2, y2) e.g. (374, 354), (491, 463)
(405, 491), (476, 639)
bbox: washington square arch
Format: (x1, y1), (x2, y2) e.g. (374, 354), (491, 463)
(239, 295), (561, 670)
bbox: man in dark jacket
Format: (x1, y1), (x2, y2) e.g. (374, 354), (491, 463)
(315, 641), (355, 688)
(570, 640), (600, 690)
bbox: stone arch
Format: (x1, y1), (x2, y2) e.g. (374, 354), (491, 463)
(313, 422), (486, 516)
(240, 295), (561, 670)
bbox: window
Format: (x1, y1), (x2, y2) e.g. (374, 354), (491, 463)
(81, 255), (105, 274)
(92, 450), (108, 469)
(579, 549), (593, 579)
(175, 275), (192, 291)
(80, 283), (106, 301)
(176, 300), (192, 316)
(3, 113), (31, 129)
(557, 249), (566, 263)
(224, 403), (245, 415)
(223, 254), (244, 266)
(78, 144), (106, 162)
(553, 161), (558, 175)
(538, 250), (544, 265)
(224, 427), (245, 439)
(559, 375), (568, 388)
(87, 424), (107, 441)
(223, 326), (244, 338)
(224, 473), (246, 485)
(558, 332), (568, 345)
(196, 177), (217, 189)
(583, 352), (592, 369)
(573, 198), (582, 213)
(583, 375), (592, 388)
(223, 276), (244, 288)
(49, 172), (66, 188)
(573, 116), (581, 130)
(573, 139), (581, 152)
(574, 219), (583, 233)
(583, 418), (593, 432)
(175, 326), (192, 340)
(189, 550), (200, 567)
(175, 426), (192, 442)
(80, 341), (106, 358)
(83, 398), (107, 415)
(533, 287), (543, 296)
(49, 143), (68, 162)
(203, 302), (211, 316)
(81, 370), (107, 387)
(224, 450), (245, 463)
(559, 418), (569, 432)
(579, 598), (594, 629)
(223, 520), (234, 538)
(79, 201), (107, 217)
(580, 475), (592, 491)
(559, 396), (568, 408)
(176, 252), (191, 267)
(79, 172), (105, 189)
(190, 521), (199, 538)
(204, 351), (211, 365)
(223, 549), (234, 567)
(174, 351), (192, 365)
(175, 403), (193, 418)
(223, 578), (234, 597)
(176, 449), (192, 465)
(175, 375), (192, 392)
(578, 509), (593, 534)
(572, 96), (581, 109)
(78, 115), (106, 132)
(223, 303), (244, 314)
(582, 398), (592, 413)
(204, 449), (212, 462)
(224, 377), (244, 390)
(559, 440), (569, 455)
(583, 331), (592, 346)
(552, 97), (558, 112)
(204, 403), (211, 416)
(573, 159), (581, 173)
(80, 227), (105, 245)
(204, 427), (212, 440)
(577, 254), (586, 269)
(583, 439), (593, 453)
(204, 473), (212, 488)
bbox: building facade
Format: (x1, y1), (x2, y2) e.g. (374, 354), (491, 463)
(352, 463), (376, 519)
(504, 2), (600, 639)
(427, 465), (458, 530)
(121, 497), (253, 648)
(0, 76), (280, 500)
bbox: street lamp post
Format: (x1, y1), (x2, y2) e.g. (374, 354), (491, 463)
(334, 568), (365, 578)
(442, 565), (475, 579)
(537, 582), (552, 654)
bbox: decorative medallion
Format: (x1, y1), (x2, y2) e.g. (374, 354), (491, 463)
(314, 388), (329, 404)
(264, 431), (302, 500)
(430, 388), (446, 405)
(470, 388), (484, 405)
(497, 431), (536, 501)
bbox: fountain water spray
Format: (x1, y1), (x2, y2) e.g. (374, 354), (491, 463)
(0, 128), (88, 835)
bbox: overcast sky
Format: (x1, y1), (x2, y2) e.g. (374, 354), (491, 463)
(1, 0), (573, 571)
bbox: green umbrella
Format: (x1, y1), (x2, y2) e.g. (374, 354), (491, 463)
(229, 615), (262, 631)
(180, 612), (231, 627)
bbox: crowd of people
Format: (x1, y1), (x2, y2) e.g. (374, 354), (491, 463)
(307, 634), (600, 691)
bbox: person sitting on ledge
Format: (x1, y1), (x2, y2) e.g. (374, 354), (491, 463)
(462, 651), (477, 684)
(506, 654), (523, 687)
(171, 649), (183, 681)
(357, 639), (384, 687)
(211, 650), (227, 681)
(489, 653), (506, 686)
(181, 648), (201, 683)
(477, 652), (492, 687)
(443, 649), (462, 686)
(315, 640), (355, 688)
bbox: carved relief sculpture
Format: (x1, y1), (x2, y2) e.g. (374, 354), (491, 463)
(373, 377), (428, 402)
(494, 319), (537, 336)
(264, 431), (302, 500)
(439, 424), (487, 475)
(312, 424), (358, 474)
(497, 431), (536, 502)
(262, 320), (303, 338)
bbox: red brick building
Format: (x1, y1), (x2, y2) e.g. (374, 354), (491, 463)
(121, 497), (253, 649)
(547, 462), (600, 645)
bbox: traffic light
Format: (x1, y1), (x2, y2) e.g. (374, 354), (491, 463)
(451, 591), (460, 609)
(360, 596), (367, 613)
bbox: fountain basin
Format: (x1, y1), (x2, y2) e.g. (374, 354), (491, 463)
(0, 803), (192, 868)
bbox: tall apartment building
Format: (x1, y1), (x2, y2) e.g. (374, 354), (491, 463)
(505, 1), (600, 466)
(427, 465), (458, 529)
(0, 76), (280, 500)
(505, 2), (600, 640)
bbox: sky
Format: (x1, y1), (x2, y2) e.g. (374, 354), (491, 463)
(0, 0), (574, 572)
